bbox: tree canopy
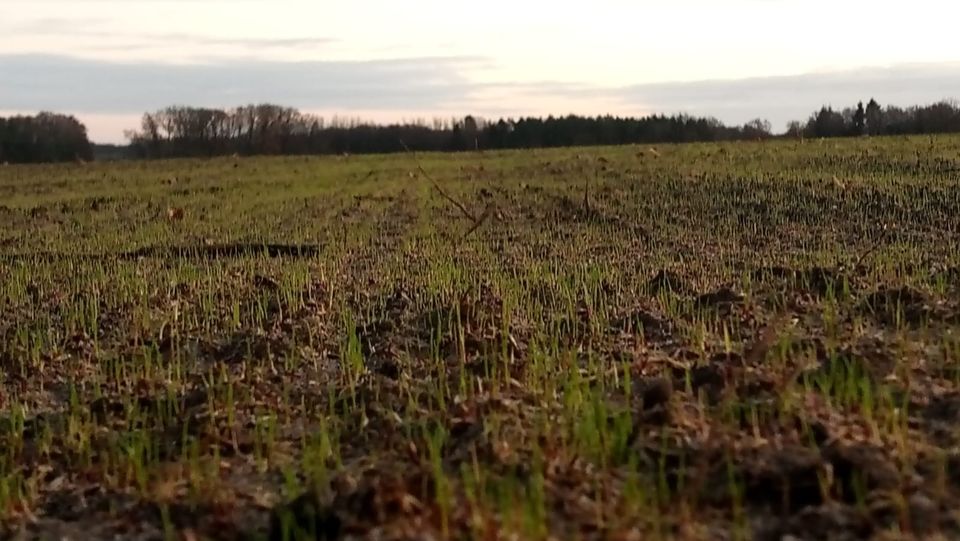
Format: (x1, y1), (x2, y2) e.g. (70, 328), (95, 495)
(8, 97), (960, 163)
(0, 113), (93, 164)
(795, 99), (960, 138)
(123, 105), (777, 159)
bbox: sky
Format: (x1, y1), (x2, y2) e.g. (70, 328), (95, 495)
(3, 0), (960, 143)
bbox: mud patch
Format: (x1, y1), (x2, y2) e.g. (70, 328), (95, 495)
(695, 286), (744, 307)
(612, 307), (675, 343)
(753, 266), (853, 297)
(270, 469), (434, 541)
(645, 270), (693, 296)
(860, 285), (948, 326)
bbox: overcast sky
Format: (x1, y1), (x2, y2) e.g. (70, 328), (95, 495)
(3, 0), (960, 142)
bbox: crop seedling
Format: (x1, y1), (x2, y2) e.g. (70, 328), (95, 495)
(2, 137), (960, 539)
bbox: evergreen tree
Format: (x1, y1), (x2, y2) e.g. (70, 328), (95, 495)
(865, 99), (884, 136)
(852, 101), (866, 135)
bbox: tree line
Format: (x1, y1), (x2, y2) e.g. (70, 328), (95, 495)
(0, 113), (93, 164)
(124, 98), (960, 159)
(789, 99), (960, 138)
(6, 98), (960, 163)
(123, 104), (778, 158)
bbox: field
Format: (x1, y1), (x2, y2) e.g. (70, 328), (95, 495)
(1, 136), (960, 540)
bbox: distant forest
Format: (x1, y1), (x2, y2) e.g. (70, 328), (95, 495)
(4, 99), (960, 163)
(0, 113), (93, 164)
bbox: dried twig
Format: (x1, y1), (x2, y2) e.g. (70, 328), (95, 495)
(852, 224), (891, 269)
(399, 139), (503, 240)
(744, 313), (795, 365)
(854, 237), (883, 269)
(462, 203), (494, 240)
(399, 139), (477, 222)
(583, 174), (591, 214)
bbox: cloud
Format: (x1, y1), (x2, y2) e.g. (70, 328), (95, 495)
(0, 53), (484, 113)
(612, 63), (960, 130)
(5, 16), (110, 33)
(5, 20), (335, 52)
(155, 34), (334, 49)
(4, 54), (960, 141)
(73, 31), (334, 50)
